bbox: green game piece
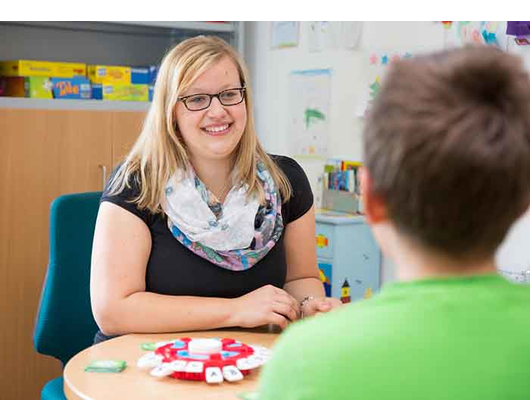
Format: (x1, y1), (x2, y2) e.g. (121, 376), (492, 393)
(85, 360), (127, 373)
(140, 342), (157, 351)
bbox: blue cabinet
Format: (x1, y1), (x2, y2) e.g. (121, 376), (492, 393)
(316, 211), (381, 304)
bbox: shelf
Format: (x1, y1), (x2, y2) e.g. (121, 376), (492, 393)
(0, 97), (150, 112)
(111, 21), (235, 33)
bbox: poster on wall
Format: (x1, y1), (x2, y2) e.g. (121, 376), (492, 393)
(443, 21), (508, 50)
(288, 69), (332, 157)
(308, 22), (363, 52)
(356, 51), (412, 119)
(341, 21), (363, 50)
(308, 21), (341, 52)
(271, 21), (299, 49)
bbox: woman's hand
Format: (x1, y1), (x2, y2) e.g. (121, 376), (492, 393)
(231, 285), (301, 330)
(301, 297), (343, 318)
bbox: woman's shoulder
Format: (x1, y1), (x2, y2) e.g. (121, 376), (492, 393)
(268, 154), (314, 223)
(101, 164), (152, 224)
(268, 154), (306, 184)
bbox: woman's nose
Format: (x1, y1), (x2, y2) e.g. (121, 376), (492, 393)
(206, 96), (227, 118)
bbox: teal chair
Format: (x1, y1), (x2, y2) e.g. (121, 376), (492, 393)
(34, 192), (102, 400)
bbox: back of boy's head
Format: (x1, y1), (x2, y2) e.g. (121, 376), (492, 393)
(363, 45), (530, 260)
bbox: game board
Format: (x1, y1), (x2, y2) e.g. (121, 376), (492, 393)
(137, 337), (271, 384)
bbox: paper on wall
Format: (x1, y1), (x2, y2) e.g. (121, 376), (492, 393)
(288, 69), (332, 157)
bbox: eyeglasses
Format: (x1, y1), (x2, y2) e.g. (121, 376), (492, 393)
(178, 87), (246, 111)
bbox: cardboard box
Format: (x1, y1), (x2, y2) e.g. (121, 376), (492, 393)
(149, 85), (154, 102)
(0, 60), (86, 78)
(131, 67), (150, 85)
(27, 77), (53, 98)
(149, 65), (159, 84)
(0, 76), (53, 98)
(51, 77), (91, 99)
(88, 65), (131, 84)
(92, 83), (148, 101)
(91, 83), (103, 100)
(0, 77), (24, 97)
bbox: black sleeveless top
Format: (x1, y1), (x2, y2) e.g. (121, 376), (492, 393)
(94, 155), (313, 343)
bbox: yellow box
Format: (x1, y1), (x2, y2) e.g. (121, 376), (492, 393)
(88, 65), (131, 84)
(0, 60), (86, 78)
(102, 84), (148, 101)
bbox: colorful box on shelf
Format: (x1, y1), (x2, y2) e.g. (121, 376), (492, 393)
(0, 60), (86, 78)
(51, 77), (91, 99)
(88, 65), (131, 84)
(131, 67), (149, 84)
(131, 65), (159, 85)
(92, 83), (149, 101)
(0, 76), (53, 99)
(149, 65), (159, 84)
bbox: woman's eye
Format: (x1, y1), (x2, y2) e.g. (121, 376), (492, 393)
(222, 91), (237, 99)
(190, 95), (207, 104)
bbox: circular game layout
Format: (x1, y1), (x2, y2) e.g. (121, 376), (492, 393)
(137, 337), (272, 384)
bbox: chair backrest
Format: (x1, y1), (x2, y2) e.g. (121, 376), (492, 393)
(34, 192), (102, 366)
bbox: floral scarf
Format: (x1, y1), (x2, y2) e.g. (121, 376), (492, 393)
(162, 162), (283, 271)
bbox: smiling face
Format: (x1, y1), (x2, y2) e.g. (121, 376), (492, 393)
(174, 56), (247, 165)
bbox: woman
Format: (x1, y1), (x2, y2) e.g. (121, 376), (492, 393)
(90, 36), (341, 343)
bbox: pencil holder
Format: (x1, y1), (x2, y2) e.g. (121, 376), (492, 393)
(322, 189), (358, 214)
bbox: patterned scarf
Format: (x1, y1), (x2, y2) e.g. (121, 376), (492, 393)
(162, 162), (283, 271)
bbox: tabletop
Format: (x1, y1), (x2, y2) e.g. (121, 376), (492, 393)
(63, 327), (280, 400)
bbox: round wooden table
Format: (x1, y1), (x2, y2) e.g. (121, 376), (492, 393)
(63, 327), (280, 400)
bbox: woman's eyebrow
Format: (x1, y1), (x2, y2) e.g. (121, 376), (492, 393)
(184, 84), (239, 95)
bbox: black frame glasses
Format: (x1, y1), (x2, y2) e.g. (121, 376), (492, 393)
(178, 87), (246, 111)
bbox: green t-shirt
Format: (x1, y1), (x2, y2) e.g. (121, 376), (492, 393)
(257, 274), (530, 399)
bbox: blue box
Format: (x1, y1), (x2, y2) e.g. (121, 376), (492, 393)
(149, 85), (154, 102)
(51, 76), (91, 99)
(131, 67), (150, 85)
(149, 65), (158, 84)
(92, 83), (102, 100)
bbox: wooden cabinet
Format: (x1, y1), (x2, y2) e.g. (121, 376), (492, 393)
(111, 111), (145, 168)
(0, 107), (145, 399)
(0, 19), (243, 400)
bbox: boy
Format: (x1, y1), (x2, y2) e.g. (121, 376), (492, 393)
(256, 46), (530, 399)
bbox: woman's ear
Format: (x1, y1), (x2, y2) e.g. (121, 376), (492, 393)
(359, 167), (389, 225)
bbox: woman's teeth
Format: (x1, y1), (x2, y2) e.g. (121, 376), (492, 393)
(204, 124), (229, 133)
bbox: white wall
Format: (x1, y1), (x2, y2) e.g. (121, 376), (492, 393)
(244, 21), (530, 283)
(244, 21), (444, 283)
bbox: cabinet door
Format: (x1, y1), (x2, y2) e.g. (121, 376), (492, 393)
(0, 108), (112, 399)
(111, 111), (146, 168)
(50, 110), (113, 193)
(333, 223), (381, 302)
(315, 223), (335, 260)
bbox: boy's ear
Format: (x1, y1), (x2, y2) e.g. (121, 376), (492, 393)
(359, 167), (389, 224)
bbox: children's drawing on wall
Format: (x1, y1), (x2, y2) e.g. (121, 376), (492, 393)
(271, 21), (299, 49)
(289, 68), (331, 157)
(356, 51), (412, 118)
(342, 22), (363, 50)
(308, 22), (340, 52)
(443, 21), (508, 50)
(308, 22), (363, 53)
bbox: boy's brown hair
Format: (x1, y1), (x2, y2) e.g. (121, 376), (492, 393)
(364, 45), (530, 260)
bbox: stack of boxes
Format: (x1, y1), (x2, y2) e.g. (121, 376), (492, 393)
(89, 65), (157, 102)
(0, 60), (91, 99)
(0, 59), (159, 102)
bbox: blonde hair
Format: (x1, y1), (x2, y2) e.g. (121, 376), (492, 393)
(107, 36), (292, 214)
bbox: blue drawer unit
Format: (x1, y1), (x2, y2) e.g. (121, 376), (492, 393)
(316, 211), (381, 304)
